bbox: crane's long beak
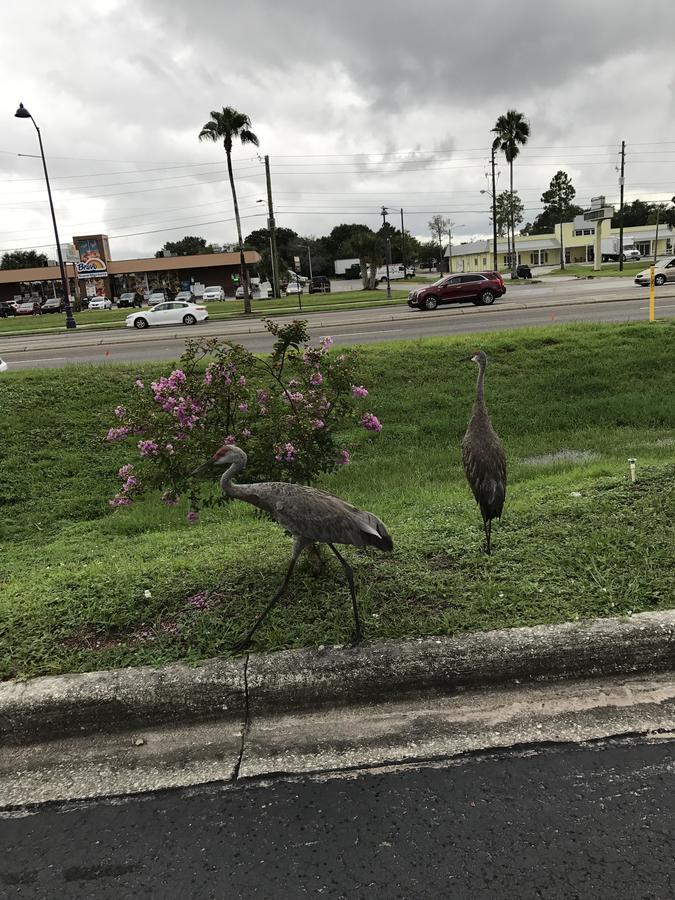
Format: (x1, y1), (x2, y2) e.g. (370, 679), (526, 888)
(190, 460), (212, 476)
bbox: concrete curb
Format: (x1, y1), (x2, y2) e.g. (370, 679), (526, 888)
(1, 611), (673, 745)
(1, 289), (664, 355)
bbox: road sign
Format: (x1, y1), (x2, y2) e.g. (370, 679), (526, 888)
(584, 206), (614, 221)
(294, 255), (301, 271)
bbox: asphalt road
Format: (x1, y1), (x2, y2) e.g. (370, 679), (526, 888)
(1, 737), (672, 898)
(1, 279), (674, 370)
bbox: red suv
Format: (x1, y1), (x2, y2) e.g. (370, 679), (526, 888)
(408, 272), (505, 311)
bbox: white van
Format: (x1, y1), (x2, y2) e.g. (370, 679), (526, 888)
(373, 264), (416, 282)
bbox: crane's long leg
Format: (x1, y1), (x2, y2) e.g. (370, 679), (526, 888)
(483, 518), (492, 555)
(230, 539), (307, 652)
(328, 543), (362, 643)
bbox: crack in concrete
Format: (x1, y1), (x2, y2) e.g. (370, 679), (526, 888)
(232, 654), (250, 782)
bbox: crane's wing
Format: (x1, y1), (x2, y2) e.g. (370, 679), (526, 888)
(249, 482), (392, 551)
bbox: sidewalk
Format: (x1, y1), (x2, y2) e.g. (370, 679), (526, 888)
(2, 611), (673, 806)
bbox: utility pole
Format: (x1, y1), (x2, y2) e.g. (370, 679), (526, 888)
(653, 204), (661, 265)
(400, 208), (406, 275)
(618, 140), (626, 273)
(264, 155), (280, 298)
(381, 205), (391, 299)
(491, 145), (498, 273)
(447, 222), (455, 274)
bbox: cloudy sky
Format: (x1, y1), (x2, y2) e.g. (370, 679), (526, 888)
(1, 0), (674, 263)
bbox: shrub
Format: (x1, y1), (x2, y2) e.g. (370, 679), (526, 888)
(106, 320), (381, 516)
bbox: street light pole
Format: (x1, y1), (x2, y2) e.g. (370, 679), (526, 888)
(299, 244), (313, 280)
(380, 205), (391, 300)
(491, 145), (498, 273)
(14, 103), (76, 329)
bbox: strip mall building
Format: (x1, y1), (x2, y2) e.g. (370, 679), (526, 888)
(0, 234), (261, 304)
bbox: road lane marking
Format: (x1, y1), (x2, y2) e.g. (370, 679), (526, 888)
(8, 357), (68, 364)
(338, 329), (403, 337)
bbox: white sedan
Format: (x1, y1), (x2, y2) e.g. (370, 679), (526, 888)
(285, 282), (303, 296)
(0, 357), (7, 373)
(88, 297), (112, 310)
(202, 285), (225, 301)
(126, 301), (209, 330)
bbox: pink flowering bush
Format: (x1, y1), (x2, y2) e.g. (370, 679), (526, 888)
(106, 319), (382, 513)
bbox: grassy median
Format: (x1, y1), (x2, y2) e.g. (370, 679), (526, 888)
(1, 321), (674, 679)
(0, 289), (408, 337)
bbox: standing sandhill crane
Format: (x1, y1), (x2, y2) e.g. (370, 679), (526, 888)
(191, 444), (393, 650)
(462, 350), (507, 554)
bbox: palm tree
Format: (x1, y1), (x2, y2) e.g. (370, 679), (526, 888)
(199, 107), (259, 314)
(492, 110), (530, 278)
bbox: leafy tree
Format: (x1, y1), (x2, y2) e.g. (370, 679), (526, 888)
(495, 191), (524, 239)
(521, 203), (585, 236)
(428, 215), (449, 271)
(1, 249), (48, 269)
(663, 196), (675, 230)
(492, 109), (530, 277)
(154, 236), (215, 258)
(540, 171), (577, 270)
(199, 107), (259, 314)
(611, 199), (657, 229)
(342, 226), (383, 289)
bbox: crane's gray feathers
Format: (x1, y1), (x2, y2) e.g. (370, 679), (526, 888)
(462, 353), (507, 553)
(230, 481), (393, 552)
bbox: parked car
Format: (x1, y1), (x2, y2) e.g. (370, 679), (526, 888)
(407, 272), (506, 311)
(125, 300), (209, 330)
(147, 291), (169, 305)
(634, 256), (675, 286)
(41, 298), (63, 313)
(0, 302), (17, 318)
(117, 292), (143, 309)
(0, 357), (7, 373)
(174, 290), (194, 303)
(87, 297), (112, 310)
(308, 276), (331, 294)
(15, 300), (42, 316)
(285, 281), (303, 296)
(516, 264), (532, 279)
(202, 285), (225, 301)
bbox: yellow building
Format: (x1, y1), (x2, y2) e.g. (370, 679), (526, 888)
(448, 216), (674, 273)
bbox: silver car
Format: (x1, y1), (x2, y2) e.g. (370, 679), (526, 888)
(634, 256), (675, 286)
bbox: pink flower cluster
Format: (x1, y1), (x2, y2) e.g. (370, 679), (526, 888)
(351, 385), (369, 399)
(185, 591), (209, 610)
(114, 405), (127, 420)
(360, 413), (382, 432)
(186, 510), (199, 525)
(275, 442), (297, 463)
(138, 439), (160, 458)
(133, 379), (145, 390)
(338, 449), (350, 466)
(106, 425), (132, 443)
(161, 490), (179, 506)
(110, 464), (142, 507)
(319, 336), (334, 352)
(309, 372), (323, 386)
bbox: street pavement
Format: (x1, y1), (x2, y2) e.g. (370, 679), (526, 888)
(1, 278), (673, 371)
(1, 737), (672, 898)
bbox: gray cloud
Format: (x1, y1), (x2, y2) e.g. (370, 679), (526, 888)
(1, 0), (674, 260)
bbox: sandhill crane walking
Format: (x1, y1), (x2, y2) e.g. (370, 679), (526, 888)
(191, 444), (393, 649)
(462, 350), (506, 554)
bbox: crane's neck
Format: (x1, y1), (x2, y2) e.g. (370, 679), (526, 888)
(219, 455), (248, 499)
(475, 359), (486, 405)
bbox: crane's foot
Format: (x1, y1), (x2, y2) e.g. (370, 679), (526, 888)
(229, 633), (253, 653)
(349, 627), (363, 646)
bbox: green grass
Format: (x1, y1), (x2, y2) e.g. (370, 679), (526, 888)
(0, 290), (408, 337)
(543, 262), (646, 278)
(1, 321), (674, 679)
